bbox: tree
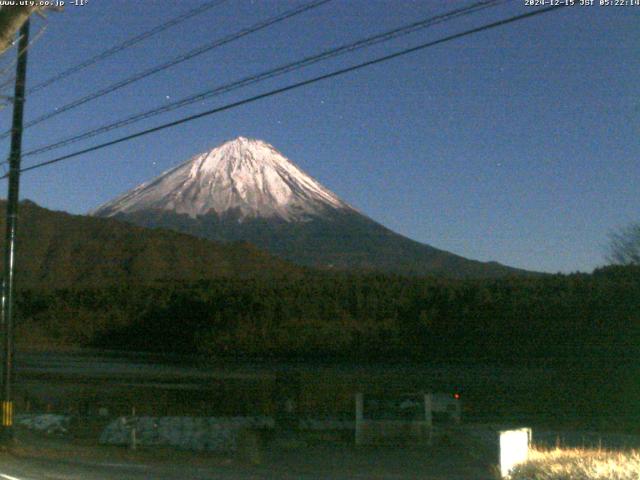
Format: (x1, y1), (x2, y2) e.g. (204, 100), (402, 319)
(0, 5), (63, 58)
(607, 223), (640, 266)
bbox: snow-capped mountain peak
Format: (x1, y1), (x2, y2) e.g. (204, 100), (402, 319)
(92, 137), (351, 222)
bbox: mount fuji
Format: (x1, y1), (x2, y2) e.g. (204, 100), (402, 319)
(92, 137), (526, 277)
(94, 137), (351, 222)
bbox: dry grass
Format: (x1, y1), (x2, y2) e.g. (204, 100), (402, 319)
(510, 446), (640, 480)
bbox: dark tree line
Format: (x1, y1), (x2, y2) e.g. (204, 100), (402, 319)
(13, 265), (640, 364)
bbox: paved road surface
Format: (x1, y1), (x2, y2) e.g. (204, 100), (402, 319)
(0, 443), (494, 480)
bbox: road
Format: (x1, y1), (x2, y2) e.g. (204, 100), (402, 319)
(0, 455), (280, 480)
(1, 455), (320, 480)
(0, 456), (488, 480)
(0, 441), (495, 480)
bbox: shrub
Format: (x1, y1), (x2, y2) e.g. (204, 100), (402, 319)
(510, 447), (640, 480)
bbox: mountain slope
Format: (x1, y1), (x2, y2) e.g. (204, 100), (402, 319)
(93, 137), (530, 278)
(0, 200), (299, 288)
(119, 208), (525, 277)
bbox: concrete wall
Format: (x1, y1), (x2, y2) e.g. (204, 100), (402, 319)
(100, 416), (273, 452)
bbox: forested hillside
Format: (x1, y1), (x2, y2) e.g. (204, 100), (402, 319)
(0, 200), (300, 287)
(15, 266), (640, 362)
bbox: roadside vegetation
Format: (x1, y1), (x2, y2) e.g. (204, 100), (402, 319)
(510, 447), (640, 480)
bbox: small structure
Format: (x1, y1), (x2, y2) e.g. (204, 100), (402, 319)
(499, 428), (531, 478)
(355, 392), (461, 445)
(273, 371), (301, 431)
(431, 392), (461, 425)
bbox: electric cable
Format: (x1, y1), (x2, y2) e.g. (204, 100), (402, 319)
(22, 0), (506, 158)
(4, 4), (565, 179)
(0, 0), (331, 141)
(27, 0), (229, 95)
(0, 22), (48, 97)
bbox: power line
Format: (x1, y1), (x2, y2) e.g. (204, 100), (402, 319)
(21, 0), (507, 158)
(0, 22), (48, 97)
(5, 5), (565, 180)
(26, 0), (229, 95)
(0, 0), (331, 141)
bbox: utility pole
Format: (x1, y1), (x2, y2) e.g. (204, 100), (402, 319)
(0, 18), (29, 442)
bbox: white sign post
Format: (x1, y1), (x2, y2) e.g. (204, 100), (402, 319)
(499, 428), (531, 478)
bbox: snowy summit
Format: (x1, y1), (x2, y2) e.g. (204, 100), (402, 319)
(92, 137), (352, 222)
